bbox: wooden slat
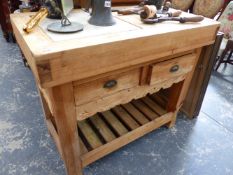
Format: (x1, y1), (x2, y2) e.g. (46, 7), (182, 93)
(102, 111), (128, 136)
(90, 114), (116, 143)
(46, 119), (63, 159)
(142, 96), (167, 116)
(112, 106), (140, 130)
(122, 103), (149, 125)
(81, 112), (173, 167)
(79, 137), (88, 155)
(150, 93), (167, 108)
(132, 100), (159, 120)
(78, 120), (103, 149)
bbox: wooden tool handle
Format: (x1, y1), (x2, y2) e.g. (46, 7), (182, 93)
(179, 16), (204, 23)
(113, 7), (143, 15)
(141, 5), (157, 19)
(169, 10), (182, 17)
(117, 9), (137, 15)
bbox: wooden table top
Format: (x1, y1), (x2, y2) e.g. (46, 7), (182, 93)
(11, 9), (219, 62)
(11, 9), (220, 88)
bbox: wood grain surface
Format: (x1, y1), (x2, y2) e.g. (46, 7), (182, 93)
(11, 8), (220, 175)
(11, 9), (219, 88)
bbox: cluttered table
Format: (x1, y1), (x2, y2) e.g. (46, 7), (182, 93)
(10, 7), (219, 175)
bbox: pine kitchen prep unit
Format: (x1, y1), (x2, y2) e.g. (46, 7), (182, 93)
(10, 10), (219, 175)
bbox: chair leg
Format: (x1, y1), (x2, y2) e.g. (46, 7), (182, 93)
(214, 56), (220, 66)
(227, 50), (233, 62)
(215, 48), (228, 71)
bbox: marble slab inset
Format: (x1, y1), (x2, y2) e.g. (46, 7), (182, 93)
(39, 10), (140, 42)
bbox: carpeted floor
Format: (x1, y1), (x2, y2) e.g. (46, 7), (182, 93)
(1, 29), (233, 175)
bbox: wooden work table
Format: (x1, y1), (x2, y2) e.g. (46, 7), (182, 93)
(11, 9), (219, 175)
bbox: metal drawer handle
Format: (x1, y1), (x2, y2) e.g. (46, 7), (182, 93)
(103, 80), (117, 89)
(170, 65), (179, 73)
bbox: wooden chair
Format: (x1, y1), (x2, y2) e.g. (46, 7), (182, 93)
(222, 0), (232, 13)
(170, 0), (225, 17)
(192, 0), (224, 19)
(171, 0), (194, 12)
(215, 1), (233, 70)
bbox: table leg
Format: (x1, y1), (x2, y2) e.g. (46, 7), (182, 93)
(51, 83), (83, 175)
(166, 48), (202, 127)
(166, 81), (184, 128)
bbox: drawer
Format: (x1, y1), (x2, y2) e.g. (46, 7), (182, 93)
(74, 69), (140, 106)
(148, 53), (196, 85)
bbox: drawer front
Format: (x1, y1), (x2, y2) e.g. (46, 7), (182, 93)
(74, 69), (140, 106)
(149, 53), (196, 85)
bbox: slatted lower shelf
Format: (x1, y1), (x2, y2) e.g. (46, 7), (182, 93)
(77, 93), (173, 167)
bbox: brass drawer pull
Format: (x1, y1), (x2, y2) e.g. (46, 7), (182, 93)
(103, 80), (117, 89)
(170, 65), (179, 73)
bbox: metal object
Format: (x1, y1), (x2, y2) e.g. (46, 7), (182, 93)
(47, 15), (83, 33)
(23, 7), (49, 33)
(170, 65), (179, 73)
(142, 15), (204, 24)
(113, 5), (156, 19)
(23, 0), (83, 33)
(103, 80), (118, 88)
(19, 0), (32, 12)
(140, 6), (181, 19)
(155, 10), (182, 18)
(89, 0), (116, 26)
(47, 0), (83, 33)
(113, 5), (181, 19)
(23, 0), (62, 33)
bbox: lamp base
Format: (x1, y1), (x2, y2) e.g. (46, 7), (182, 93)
(47, 22), (84, 33)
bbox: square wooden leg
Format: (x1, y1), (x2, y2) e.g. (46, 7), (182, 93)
(51, 83), (83, 175)
(166, 112), (178, 128)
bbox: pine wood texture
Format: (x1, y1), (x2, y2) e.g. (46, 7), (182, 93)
(74, 69), (140, 106)
(182, 32), (224, 118)
(11, 8), (220, 175)
(76, 74), (187, 120)
(148, 53), (196, 85)
(77, 95), (172, 167)
(51, 83), (83, 175)
(11, 10), (219, 88)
